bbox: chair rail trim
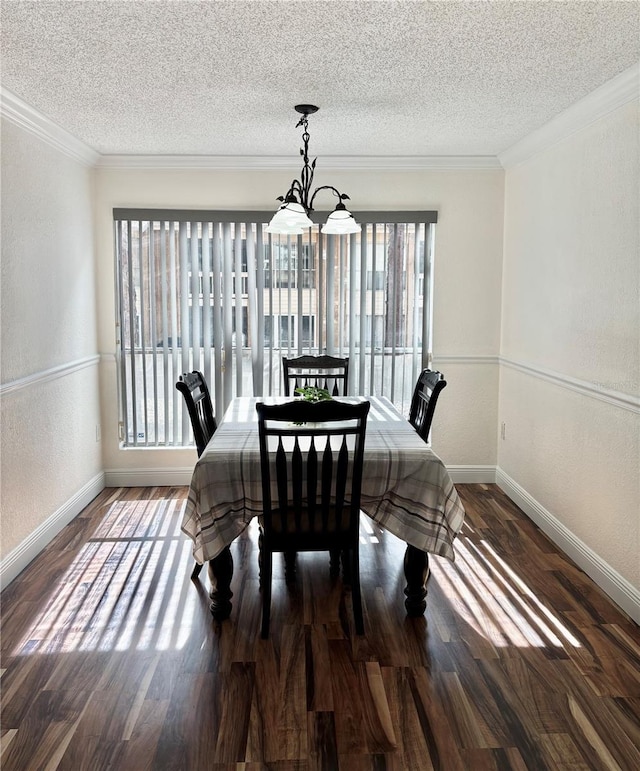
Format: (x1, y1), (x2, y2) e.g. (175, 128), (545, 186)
(1, 355), (101, 396)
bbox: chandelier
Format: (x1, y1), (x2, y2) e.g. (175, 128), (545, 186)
(267, 105), (361, 236)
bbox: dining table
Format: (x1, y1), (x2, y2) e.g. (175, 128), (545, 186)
(181, 395), (465, 620)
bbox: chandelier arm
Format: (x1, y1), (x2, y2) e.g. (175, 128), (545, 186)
(283, 178), (305, 204)
(308, 185), (349, 212)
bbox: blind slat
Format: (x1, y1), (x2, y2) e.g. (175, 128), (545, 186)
(233, 222), (243, 394)
(211, 222), (224, 420)
(326, 235), (335, 353)
(190, 222), (201, 375)
(148, 222), (159, 445)
(246, 224), (261, 395)
(222, 223), (234, 409)
(169, 222), (180, 444)
(115, 220), (129, 444)
(202, 223), (212, 394)
(126, 221), (138, 445)
(138, 221), (150, 443)
(179, 223), (190, 445)
(159, 222), (170, 444)
(369, 224), (377, 396)
(358, 229), (367, 395)
(348, 232), (357, 394)
(297, 232), (303, 354)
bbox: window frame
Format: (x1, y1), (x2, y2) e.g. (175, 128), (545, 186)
(113, 209), (437, 448)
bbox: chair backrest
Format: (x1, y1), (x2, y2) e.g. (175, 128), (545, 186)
(282, 354), (350, 397)
(408, 369), (447, 442)
(256, 399), (370, 551)
(176, 371), (217, 457)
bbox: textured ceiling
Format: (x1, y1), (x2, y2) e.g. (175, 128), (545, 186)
(1, 0), (639, 157)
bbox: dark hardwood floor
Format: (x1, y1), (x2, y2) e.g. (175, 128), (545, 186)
(1, 484), (639, 770)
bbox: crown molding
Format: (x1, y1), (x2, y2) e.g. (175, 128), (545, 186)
(95, 154), (501, 171)
(499, 62), (640, 168)
(0, 89), (501, 170)
(1, 88), (99, 166)
(0, 88), (500, 171)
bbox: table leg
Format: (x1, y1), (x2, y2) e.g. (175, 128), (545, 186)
(284, 550), (297, 581)
(208, 546), (233, 620)
(329, 549), (341, 578)
(403, 545), (430, 616)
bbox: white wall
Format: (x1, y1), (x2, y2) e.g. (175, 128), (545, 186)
(0, 119), (103, 574)
(94, 167), (505, 480)
(499, 99), (640, 608)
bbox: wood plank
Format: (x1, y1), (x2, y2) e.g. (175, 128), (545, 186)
(246, 638), (281, 763)
(277, 624), (308, 760)
(307, 711), (338, 771)
(359, 661), (397, 753)
(0, 729), (18, 759)
(305, 624), (334, 712)
(112, 699), (170, 771)
(214, 663), (255, 763)
(329, 639), (368, 756)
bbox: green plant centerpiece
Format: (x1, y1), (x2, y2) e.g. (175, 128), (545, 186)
(293, 386), (333, 424)
(294, 385), (333, 403)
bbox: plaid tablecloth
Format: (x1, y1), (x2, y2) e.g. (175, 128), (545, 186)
(181, 396), (465, 563)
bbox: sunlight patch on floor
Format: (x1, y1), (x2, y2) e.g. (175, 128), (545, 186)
(13, 498), (202, 656)
(432, 534), (582, 649)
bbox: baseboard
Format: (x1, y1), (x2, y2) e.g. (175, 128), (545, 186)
(104, 467), (194, 487)
(447, 465), (497, 484)
(496, 468), (640, 625)
(0, 472), (105, 591)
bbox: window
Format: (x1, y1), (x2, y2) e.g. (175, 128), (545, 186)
(114, 209), (437, 447)
(279, 315), (294, 347)
(264, 241), (315, 289)
(366, 270), (385, 291)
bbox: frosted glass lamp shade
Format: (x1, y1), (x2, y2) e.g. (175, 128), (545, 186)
(321, 207), (361, 234)
(267, 202), (313, 233)
(266, 221), (304, 235)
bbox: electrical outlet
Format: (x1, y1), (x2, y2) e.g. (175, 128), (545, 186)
(96, 424), (101, 442)
(501, 422), (506, 440)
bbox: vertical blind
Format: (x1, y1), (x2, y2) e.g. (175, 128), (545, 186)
(114, 208), (437, 448)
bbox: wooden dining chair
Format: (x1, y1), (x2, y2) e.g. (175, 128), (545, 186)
(408, 369), (447, 442)
(282, 354), (349, 397)
(256, 398), (370, 638)
(176, 370), (218, 579)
